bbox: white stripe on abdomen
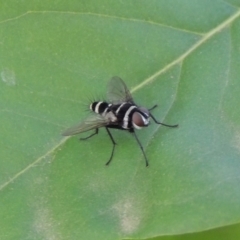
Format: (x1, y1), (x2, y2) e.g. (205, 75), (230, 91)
(123, 106), (136, 129)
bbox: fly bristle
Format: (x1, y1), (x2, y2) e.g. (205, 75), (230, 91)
(82, 95), (94, 113)
(83, 92), (106, 113)
(89, 92), (108, 104)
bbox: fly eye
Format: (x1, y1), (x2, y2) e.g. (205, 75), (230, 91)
(132, 112), (149, 129)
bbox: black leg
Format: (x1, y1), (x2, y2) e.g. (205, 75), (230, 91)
(150, 113), (178, 128)
(80, 129), (99, 140)
(132, 130), (149, 167)
(148, 104), (158, 111)
(105, 128), (117, 166)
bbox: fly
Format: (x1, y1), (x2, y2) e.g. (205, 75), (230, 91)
(62, 76), (178, 166)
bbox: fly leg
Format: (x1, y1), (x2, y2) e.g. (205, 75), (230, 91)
(132, 130), (149, 167)
(148, 104), (158, 111)
(150, 113), (178, 128)
(105, 127), (117, 166)
(80, 129), (98, 140)
(149, 105), (178, 128)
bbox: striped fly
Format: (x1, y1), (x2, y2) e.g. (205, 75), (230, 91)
(62, 76), (178, 166)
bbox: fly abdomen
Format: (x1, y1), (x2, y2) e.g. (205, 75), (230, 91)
(90, 101), (110, 115)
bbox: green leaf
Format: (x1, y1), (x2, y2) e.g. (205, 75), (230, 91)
(148, 222), (240, 240)
(1, 1), (240, 239)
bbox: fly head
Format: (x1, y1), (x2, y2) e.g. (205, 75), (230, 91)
(132, 107), (150, 129)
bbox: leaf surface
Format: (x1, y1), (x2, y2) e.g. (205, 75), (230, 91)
(0, 1), (240, 239)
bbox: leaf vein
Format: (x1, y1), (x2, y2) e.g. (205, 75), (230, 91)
(0, 137), (68, 191)
(0, 10), (203, 35)
(131, 9), (240, 93)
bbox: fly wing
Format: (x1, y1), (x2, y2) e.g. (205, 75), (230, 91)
(62, 114), (109, 136)
(107, 76), (134, 104)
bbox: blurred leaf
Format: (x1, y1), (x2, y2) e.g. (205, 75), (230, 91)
(0, 1), (240, 239)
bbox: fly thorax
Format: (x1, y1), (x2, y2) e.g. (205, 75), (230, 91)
(132, 108), (150, 129)
(105, 111), (117, 122)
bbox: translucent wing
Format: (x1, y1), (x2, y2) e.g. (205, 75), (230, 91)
(62, 114), (109, 136)
(107, 76), (134, 104)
